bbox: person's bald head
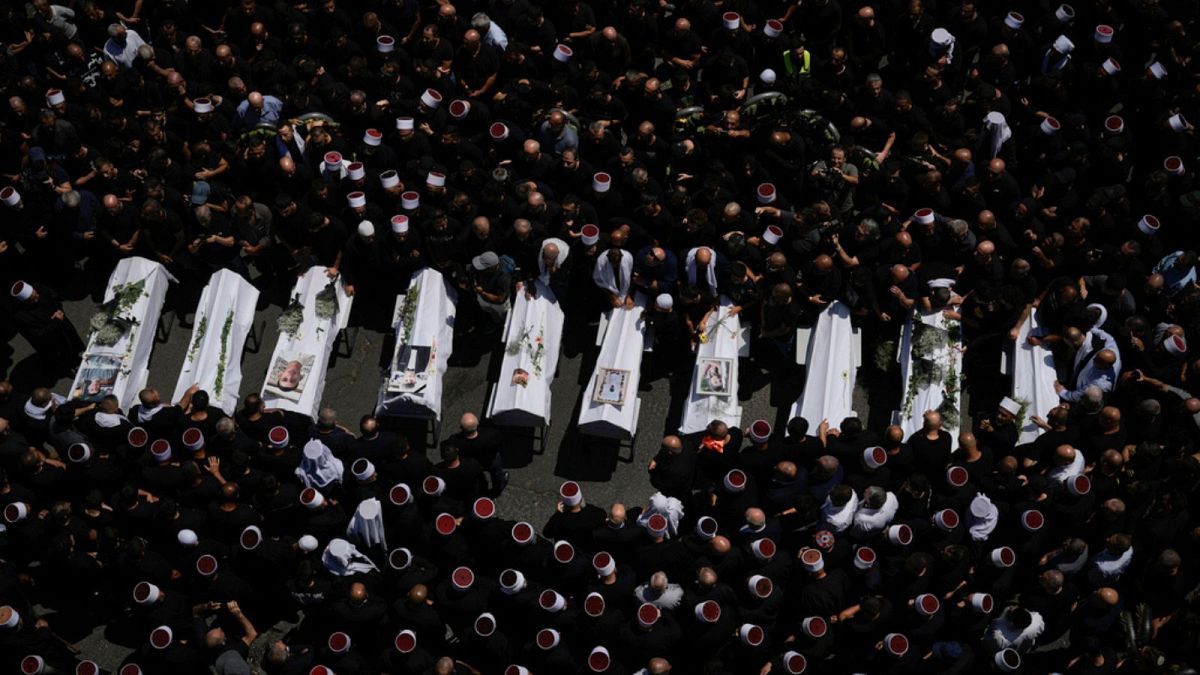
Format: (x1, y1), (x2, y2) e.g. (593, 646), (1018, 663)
(349, 582), (367, 603)
(1040, 569), (1064, 593)
(186, 35), (202, 51)
(434, 657), (455, 675)
(542, 242), (560, 263)
(891, 265), (909, 282)
(1094, 587), (1120, 607)
(709, 535), (731, 555)
(408, 584), (428, 604)
(1055, 445), (1076, 464)
(815, 255), (834, 272)
(1099, 405), (1120, 426)
(745, 508), (766, 528)
(279, 155), (296, 175)
(610, 228), (628, 248)
(895, 231), (912, 247)
(602, 26), (618, 41)
(886, 425), (904, 445)
(959, 432), (977, 451)
(767, 252), (787, 270)
(1064, 326), (1085, 348)
(923, 410), (943, 431)
(662, 435), (682, 455)
(460, 413), (479, 433)
(775, 461), (797, 480)
(817, 455), (839, 473)
(674, 17), (690, 32)
(977, 210), (996, 228)
(697, 566), (717, 587)
(1096, 349), (1117, 368)
(648, 657), (672, 674)
(463, 29), (481, 46)
(103, 194), (120, 211)
(988, 158), (1006, 174)
(976, 240), (995, 257)
(609, 503), (627, 524)
(247, 91), (264, 108)
(695, 247), (713, 265)
(723, 201), (741, 219)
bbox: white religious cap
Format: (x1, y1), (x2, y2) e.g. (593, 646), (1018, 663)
(581, 224), (600, 245)
(380, 170), (400, 188)
(357, 220), (375, 238)
(67, 442), (91, 463)
(1169, 113), (1189, 133)
(1138, 214), (1161, 235)
(933, 508), (960, 530)
(1004, 11), (1024, 29)
(347, 162), (365, 181)
(182, 427), (203, 452)
(748, 419), (772, 443)
(363, 128), (383, 146)
(21, 655), (45, 674)
(490, 122), (509, 140)
(401, 191), (420, 210)
(559, 480), (582, 506)
(10, 281), (32, 301)
(1, 187), (20, 206)
(1149, 61), (1167, 79)
(995, 648), (1021, 672)
(536, 628), (561, 650)
(539, 589), (565, 612)
(1105, 115), (1125, 134)
(1102, 57), (1121, 75)
(268, 426), (289, 448)
(420, 88), (442, 109)
(862, 446), (887, 469)
(723, 12), (740, 30)
(46, 89), (65, 106)
(177, 529), (198, 546)
(782, 651), (808, 673)
(149, 625), (173, 649)
(133, 581), (161, 605)
(757, 182), (777, 203)
(913, 207), (935, 224)
(592, 551), (616, 576)
(854, 546), (877, 570)
(350, 458), (375, 480)
(449, 100), (470, 119)
(970, 592), (995, 613)
(588, 646), (611, 672)
(1067, 474), (1091, 497)
(376, 35), (395, 53)
(760, 69), (776, 85)
(750, 538), (776, 561)
(388, 547), (412, 570)
(394, 629), (417, 653)
(999, 397), (1021, 415)
(762, 225), (783, 245)
(800, 548), (824, 572)
(915, 593), (940, 616)
(1021, 509), (1045, 532)
(655, 293), (673, 310)
(475, 613), (497, 637)
(985, 111), (1006, 127)
(584, 592), (605, 617)
(347, 191), (366, 208)
(990, 545), (1017, 567)
(723, 469), (747, 492)
(553, 541), (575, 565)
(931, 28), (952, 46)
(592, 172), (612, 193)
(193, 97), (214, 114)
(1164, 156), (1185, 175)
(3, 502), (28, 523)
(553, 44), (573, 62)
(764, 19), (783, 38)
(426, 171), (446, 187)
(884, 633), (909, 657)
(240, 525), (263, 551)
(424, 476), (447, 497)
(1056, 4), (1075, 22)
(695, 516), (718, 539)
(435, 513), (457, 536)
(396, 116), (414, 130)
(300, 487), (325, 510)
(636, 603), (660, 628)
(739, 623), (765, 646)
(1095, 24), (1114, 43)
(328, 631), (351, 654)
(195, 554), (219, 577)
(390, 215), (409, 233)
(645, 513), (669, 537)
(1040, 116), (1061, 135)
(1164, 334), (1188, 356)
(298, 534), (319, 552)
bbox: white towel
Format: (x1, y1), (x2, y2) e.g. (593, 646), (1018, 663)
(94, 412), (128, 428)
(852, 491), (898, 534)
(137, 404), (165, 423)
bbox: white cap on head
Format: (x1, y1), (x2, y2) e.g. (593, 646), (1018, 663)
(970, 593), (994, 613)
(581, 224), (600, 246)
(1094, 24), (1114, 43)
(182, 428), (203, 451)
(763, 225), (783, 245)
(4, 502), (29, 523)
(177, 529), (198, 546)
(10, 281), (32, 301)
(449, 100), (470, 119)
(760, 69), (776, 85)
(655, 293), (673, 310)
(592, 172), (611, 193)
(800, 548), (824, 573)
(134, 581), (161, 605)
(738, 623), (765, 646)
(764, 20), (783, 38)
(0, 606), (19, 628)
(985, 111), (1006, 127)
(363, 129), (383, 146)
(1004, 12), (1024, 29)
(995, 648), (1021, 672)
(1105, 115), (1125, 134)
(300, 487), (325, 509)
(1138, 214), (1161, 236)
(748, 419), (772, 444)
(396, 116), (414, 130)
(1056, 4), (1075, 22)
(380, 170), (400, 188)
(347, 162), (366, 181)
(999, 397), (1021, 415)
(401, 191), (420, 210)
(347, 192), (366, 208)
(1, 187), (21, 206)
(1164, 334), (1187, 356)
(426, 171), (446, 187)
(391, 215), (409, 233)
(490, 122), (509, 140)
(862, 446), (887, 469)
(554, 44), (573, 62)
(68, 442), (92, 463)
(645, 513), (669, 538)
(298, 534), (319, 552)
(931, 28), (952, 47)
(1169, 113), (1189, 133)
(723, 12), (740, 30)
(592, 552), (616, 577)
(351, 458), (375, 480)
(420, 88), (442, 109)
(1040, 117), (1061, 135)
(47, 89), (65, 106)
(1150, 61), (1168, 79)
(1164, 156), (1185, 175)
(757, 183), (777, 204)
(21, 654), (45, 674)
(376, 35), (395, 53)
(913, 208), (935, 224)
(1102, 58), (1121, 75)
(357, 221), (375, 238)
(193, 98), (214, 114)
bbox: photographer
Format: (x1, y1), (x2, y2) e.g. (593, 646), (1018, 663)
(809, 146), (860, 217)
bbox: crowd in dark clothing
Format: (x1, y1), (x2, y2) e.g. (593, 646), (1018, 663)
(3, 0), (1200, 673)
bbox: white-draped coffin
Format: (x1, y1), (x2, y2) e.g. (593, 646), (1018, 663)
(896, 308), (964, 450)
(679, 300), (743, 434)
(69, 257), (172, 410)
(1011, 313), (1059, 444)
(376, 268), (457, 421)
(791, 301), (859, 429)
(579, 298), (648, 438)
(486, 280), (564, 426)
(260, 267), (353, 420)
(173, 270), (260, 414)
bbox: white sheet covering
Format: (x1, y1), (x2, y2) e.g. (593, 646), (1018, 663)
(173, 270), (260, 414)
(260, 267), (353, 420)
(486, 280), (564, 426)
(69, 257), (172, 411)
(896, 308), (964, 450)
(1012, 313), (1059, 444)
(791, 301), (859, 430)
(376, 268), (458, 421)
(679, 299), (742, 434)
(579, 296), (648, 438)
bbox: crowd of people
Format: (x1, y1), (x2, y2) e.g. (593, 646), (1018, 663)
(2, 0), (1200, 673)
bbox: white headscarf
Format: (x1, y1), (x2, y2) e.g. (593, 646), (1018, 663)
(984, 112), (1012, 159)
(821, 490), (859, 532)
(968, 492), (1000, 541)
(931, 28), (956, 64)
(94, 412), (128, 428)
(1090, 546), (1133, 579)
(137, 404), (165, 423)
(1047, 450), (1085, 486)
(636, 492), (685, 538)
(592, 249), (633, 302)
(852, 491), (898, 534)
(538, 237), (570, 286)
(321, 538), (379, 576)
(296, 439), (344, 488)
(347, 498), (387, 550)
(685, 247), (719, 296)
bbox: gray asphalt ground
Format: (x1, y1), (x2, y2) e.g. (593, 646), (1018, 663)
(4, 266), (895, 671)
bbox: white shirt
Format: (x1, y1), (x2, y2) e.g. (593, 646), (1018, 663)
(851, 491), (898, 535)
(103, 29), (147, 69)
(485, 22), (508, 51)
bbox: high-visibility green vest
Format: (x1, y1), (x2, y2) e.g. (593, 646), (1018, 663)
(782, 49), (811, 78)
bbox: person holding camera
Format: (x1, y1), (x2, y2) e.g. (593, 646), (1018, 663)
(809, 146), (860, 216)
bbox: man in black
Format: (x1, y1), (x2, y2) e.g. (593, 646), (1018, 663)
(9, 281), (84, 376)
(449, 412), (507, 496)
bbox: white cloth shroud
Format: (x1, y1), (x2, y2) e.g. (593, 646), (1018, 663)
(377, 268), (457, 421)
(1011, 313), (1059, 444)
(791, 301), (859, 431)
(486, 279), (564, 425)
(679, 299), (743, 434)
(578, 296), (648, 438)
(296, 439), (344, 488)
(895, 308), (963, 451)
(173, 269), (260, 414)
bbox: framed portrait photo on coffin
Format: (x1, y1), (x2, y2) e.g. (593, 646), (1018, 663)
(263, 353), (316, 401)
(593, 367), (630, 406)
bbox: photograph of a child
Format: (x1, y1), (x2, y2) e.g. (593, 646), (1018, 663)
(696, 357), (732, 397)
(264, 353), (316, 400)
(71, 354), (122, 402)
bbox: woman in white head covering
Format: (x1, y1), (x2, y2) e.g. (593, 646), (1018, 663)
(296, 439), (344, 488)
(968, 492), (999, 541)
(983, 112), (1012, 159)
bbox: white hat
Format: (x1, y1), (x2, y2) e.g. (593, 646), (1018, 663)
(800, 548), (824, 573)
(390, 215), (409, 234)
(21, 655), (45, 674)
(298, 534), (319, 552)
(539, 589), (566, 612)
(1095, 24), (1114, 43)
(394, 629), (417, 653)
(499, 569), (526, 594)
(328, 631), (351, 654)
(655, 293), (673, 310)
(401, 191), (420, 210)
(1169, 113), (1189, 133)
(587, 646), (611, 672)
(695, 516), (718, 539)
(389, 483), (412, 506)
(536, 628), (561, 650)
(760, 69), (777, 85)
(1004, 12), (1024, 29)
(915, 593), (940, 616)
(1053, 35), (1074, 53)
(553, 44), (573, 62)
(511, 521), (535, 544)
(723, 469), (747, 492)
(380, 170), (400, 189)
(376, 35), (395, 53)
(1102, 57), (1121, 75)
(933, 508), (959, 530)
(1040, 117), (1061, 135)
(1, 187), (21, 206)
(347, 191), (366, 208)
(931, 27), (953, 47)
(1021, 509), (1045, 532)
(119, 665), (144, 675)
(347, 162), (366, 181)
(913, 208), (935, 225)
(426, 171), (446, 187)
(351, 458), (375, 480)
(757, 183), (777, 204)
(1056, 4), (1075, 22)
(46, 89), (65, 106)
(1164, 156), (1185, 175)
(762, 225), (783, 245)
(801, 616), (827, 639)
(1149, 61), (1168, 79)
(946, 465), (969, 487)
(584, 593), (606, 617)
(150, 439), (172, 463)
(645, 513), (669, 538)
(356, 220), (375, 239)
(553, 540), (575, 564)
(1105, 115), (1125, 134)
(750, 538), (776, 561)
(193, 98), (214, 114)
(490, 122), (509, 140)
(10, 281), (32, 301)
(592, 172), (612, 193)
(862, 446), (887, 469)
(695, 600), (721, 623)
(240, 525), (263, 551)
(854, 546), (877, 570)
(149, 625), (173, 649)
(559, 480), (582, 506)
(196, 554), (218, 577)
(1138, 214), (1161, 236)
(763, 19), (783, 37)
(396, 116), (415, 131)
(990, 546), (1017, 567)
(475, 613), (497, 637)
(723, 12), (740, 30)
(300, 487), (325, 509)
(999, 397), (1021, 415)
(177, 529), (198, 546)
(637, 603), (662, 627)
(472, 497), (495, 520)
(67, 442), (91, 463)
(322, 151), (344, 175)
(420, 88), (442, 109)
(738, 623), (765, 646)
(449, 100), (470, 119)
(995, 648), (1021, 671)
(884, 633), (909, 657)
(388, 547), (412, 570)
(985, 111), (1007, 127)
(782, 651), (808, 674)
(593, 551), (616, 577)
(267, 426), (289, 448)
(1067, 474), (1091, 496)
(581, 224), (600, 246)
(424, 476), (446, 497)
(4, 502), (28, 523)
(1165, 334), (1188, 356)
(970, 593), (994, 613)
(886, 523), (913, 545)
(0, 606), (19, 629)
(182, 427), (203, 452)
(363, 129), (383, 147)
(451, 566), (475, 590)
